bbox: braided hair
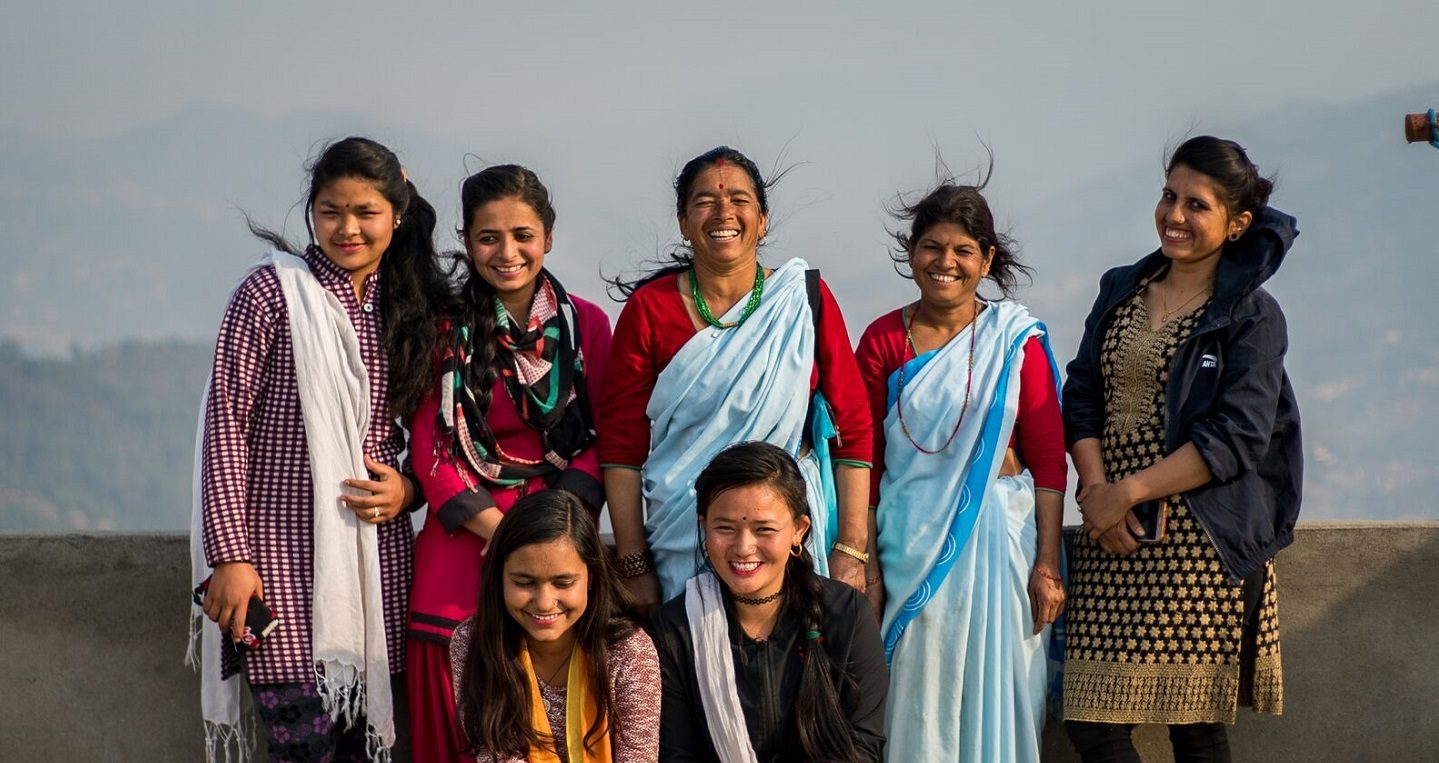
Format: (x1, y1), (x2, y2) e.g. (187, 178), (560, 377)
(694, 442), (861, 763)
(454, 164), (558, 422)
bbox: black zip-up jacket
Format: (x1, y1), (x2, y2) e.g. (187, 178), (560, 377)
(654, 576), (887, 762)
(1063, 206), (1302, 582)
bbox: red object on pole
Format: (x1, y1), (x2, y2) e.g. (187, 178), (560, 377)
(1406, 113), (1433, 143)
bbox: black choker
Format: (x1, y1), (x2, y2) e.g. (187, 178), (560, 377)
(732, 590), (784, 606)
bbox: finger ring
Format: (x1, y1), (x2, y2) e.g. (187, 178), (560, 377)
(371, 507), (380, 519)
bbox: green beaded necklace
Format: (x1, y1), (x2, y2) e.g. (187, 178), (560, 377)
(690, 264), (766, 329)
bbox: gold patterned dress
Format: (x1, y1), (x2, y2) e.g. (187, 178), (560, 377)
(1063, 285), (1283, 725)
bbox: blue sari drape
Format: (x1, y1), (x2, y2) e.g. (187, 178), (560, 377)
(877, 301), (1059, 762)
(642, 258), (833, 599)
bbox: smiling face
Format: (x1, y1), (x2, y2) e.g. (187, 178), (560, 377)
(1155, 164), (1253, 268)
(502, 537), (588, 652)
(311, 176), (398, 287)
(702, 483), (810, 600)
(466, 196), (552, 306)
(678, 163), (768, 269)
(908, 222), (993, 312)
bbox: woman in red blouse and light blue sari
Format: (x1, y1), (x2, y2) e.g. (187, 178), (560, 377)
(857, 178), (1067, 762)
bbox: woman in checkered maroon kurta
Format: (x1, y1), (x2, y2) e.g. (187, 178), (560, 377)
(199, 137), (452, 762)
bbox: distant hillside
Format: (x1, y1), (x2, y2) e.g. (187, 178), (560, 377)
(0, 340), (212, 530)
(4, 85), (1439, 527)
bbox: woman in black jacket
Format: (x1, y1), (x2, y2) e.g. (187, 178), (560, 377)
(653, 441), (887, 762)
(1061, 136), (1301, 762)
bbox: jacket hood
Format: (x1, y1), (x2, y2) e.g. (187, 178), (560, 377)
(1213, 205), (1298, 304)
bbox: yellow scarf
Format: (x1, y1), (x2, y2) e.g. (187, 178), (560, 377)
(518, 641), (613, 763)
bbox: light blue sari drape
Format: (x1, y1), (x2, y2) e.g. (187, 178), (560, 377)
(643, 258), (833, 600)
(877, 301), (1058, 762)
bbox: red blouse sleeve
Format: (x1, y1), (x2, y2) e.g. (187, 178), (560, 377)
(597, 289), (660, 468)
(1012, 335), (1067, 492)
(814, 279), (873, 465)
(854, 313), (901, 507)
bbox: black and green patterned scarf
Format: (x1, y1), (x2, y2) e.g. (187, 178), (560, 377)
(437, 270), (594, 486)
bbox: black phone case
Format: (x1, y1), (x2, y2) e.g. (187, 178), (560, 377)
(1132, 500), (1167, 543)
(192, 578), (281, 651)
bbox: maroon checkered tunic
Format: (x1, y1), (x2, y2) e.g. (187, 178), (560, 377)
(201, 246), (413, 684)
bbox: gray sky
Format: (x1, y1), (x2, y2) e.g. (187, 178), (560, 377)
(1, 1), (1435, 519)
(2, 0), (1431, 342)
(5, 2), (1428, 147)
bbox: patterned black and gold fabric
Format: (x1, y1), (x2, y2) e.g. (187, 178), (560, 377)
(1063, 284), (1283, 725)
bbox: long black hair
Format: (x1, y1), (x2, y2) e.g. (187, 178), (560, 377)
(694, 441), (861, 763)
(453, 164), (558, 422)
(888, 154), (1031, 300)
(455, 491), (640, 758)
(605, 146), (779, 301)
(247, 136), (451, 418)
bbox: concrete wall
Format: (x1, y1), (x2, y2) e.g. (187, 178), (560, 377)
(1, 522), (1436, 761)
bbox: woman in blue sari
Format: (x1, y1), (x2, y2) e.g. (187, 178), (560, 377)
(855, 179), (1067, 761)
(599, 147), (875, 612)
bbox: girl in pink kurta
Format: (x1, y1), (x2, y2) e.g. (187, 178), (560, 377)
(405, 164), (611, 762)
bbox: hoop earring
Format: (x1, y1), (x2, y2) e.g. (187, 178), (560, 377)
(1228, 231), (1241, 241)
(791, 544), (803, 558)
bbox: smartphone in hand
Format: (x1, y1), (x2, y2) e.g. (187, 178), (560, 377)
(1132, 500), (1168, 544)
(192, 576), (281, 651)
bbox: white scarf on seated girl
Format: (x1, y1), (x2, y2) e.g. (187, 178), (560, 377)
(187, 249), (394, 762)
(684, 573), (760, 763)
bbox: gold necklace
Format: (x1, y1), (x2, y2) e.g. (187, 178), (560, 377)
(1156, 281), (1211, 324)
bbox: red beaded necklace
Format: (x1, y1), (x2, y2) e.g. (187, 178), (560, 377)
(896, 301), (980, 455)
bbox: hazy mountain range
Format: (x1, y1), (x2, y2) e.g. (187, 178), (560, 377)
(2, 83), (1436, 529)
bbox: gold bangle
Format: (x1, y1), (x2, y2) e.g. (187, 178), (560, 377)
(831, 542), (870, 565)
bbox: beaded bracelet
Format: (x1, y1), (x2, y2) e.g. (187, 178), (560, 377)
(615, 551), (654, 579)
(1032, 565), (1064, 583)
(831, 542), (870, 565)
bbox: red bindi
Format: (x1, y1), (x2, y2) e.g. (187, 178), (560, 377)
(718, 183), (725, 189)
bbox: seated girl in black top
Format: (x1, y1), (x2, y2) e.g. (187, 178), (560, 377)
(653, 441), (888, 762)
